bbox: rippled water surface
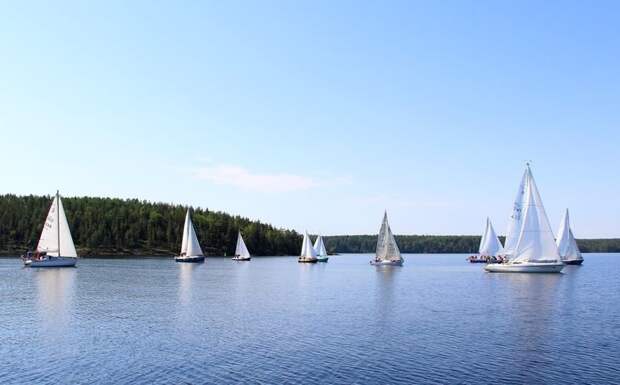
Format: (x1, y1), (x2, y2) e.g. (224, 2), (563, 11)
(1, 254), (619, 384)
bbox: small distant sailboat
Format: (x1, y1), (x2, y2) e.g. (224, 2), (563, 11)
(22, 191), (78, 268)
(556, 209), (584, 265)
(298, 231), (318, 263)
(485, 165), (564, 273)
(232, 231), (251, 261)
(371, 212), (403, 266)
(175, 209), (205, 263)
(468, 217), (502, 263)
(313, 235), (329, 262)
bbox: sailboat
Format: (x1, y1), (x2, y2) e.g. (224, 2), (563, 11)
(22, 191), (78, 268)
(298, 231), (318, 263)
(499, 169), (527, 259)
(485, 165), (564, 273)
(469, 217), (502, 263)
(232, 231), (251, 261)
(371, 212), (403, 266)
(175, 209), (205, 263)
(313, 235), (329, 262)
(556, 209), (584, 265)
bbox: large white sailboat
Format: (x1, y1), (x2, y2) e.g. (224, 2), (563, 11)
(22, 191), (78, 268)
(556, 209), (584, 265)
(175, 209), (205, 263)
(298, 231), (318, 263)
(371, 212), (403, 266)
(232, 231), (251, 261)
(485, 165), (564, 273)
(499, 169), (527, 259)
(313, 235), (329, 262)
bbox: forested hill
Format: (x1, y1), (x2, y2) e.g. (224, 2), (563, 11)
(0, 194), (301, 256)
(1, 194), (619, 256)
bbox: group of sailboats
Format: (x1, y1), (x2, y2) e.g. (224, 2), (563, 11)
(478, 164), (583, 273)
(176, 209), (252, 263)
(298, 232), (329, 263)
(20, 166), (584, 273)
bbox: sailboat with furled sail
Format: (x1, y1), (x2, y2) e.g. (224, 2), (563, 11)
(313, 235), (329, 262)
(485, 165), (564, 273)
(298, 231), (318, 263)
(22, 191), (78, 267)
(175, 209), (205, 263)
(556, 209), (584, 265)
(232, 231), (251, 261)
(371, 211), (403, 266)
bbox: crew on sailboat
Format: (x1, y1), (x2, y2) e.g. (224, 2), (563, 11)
(468, 217), (503, 263)
(485, 164), (564, 273)
(22, 191), (78, 268)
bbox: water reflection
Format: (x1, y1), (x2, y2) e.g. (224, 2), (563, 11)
(35, 268), (76, 334)
(178, 263), (197, 305)
(501, 273), (563, 376)
(373, 266), (400, 326)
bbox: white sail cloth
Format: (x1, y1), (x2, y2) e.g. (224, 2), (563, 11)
(37, 194), (77, 257)
(479, 217), (502, 256)
(300, 231), (317, 258)
(180, 209), (204, 257)
(510, 166), (561, 263)
(501, 169), (527, 257)
(313, 235), (327, 256)
(375, 212), (402, 262)
(235, 231), (251, 257)
(556, 209), (583, 261)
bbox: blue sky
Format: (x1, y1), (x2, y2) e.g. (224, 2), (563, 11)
(1, 1), (618, 237)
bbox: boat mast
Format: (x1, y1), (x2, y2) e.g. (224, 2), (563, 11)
(57, 190), (61, 256)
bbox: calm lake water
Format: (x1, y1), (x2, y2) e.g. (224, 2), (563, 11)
(1, 253), (619, 384)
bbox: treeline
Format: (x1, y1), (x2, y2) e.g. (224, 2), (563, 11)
(323, 235), (620, 254)
(1, 194), (619, 256)
(0, 194), (301, 256)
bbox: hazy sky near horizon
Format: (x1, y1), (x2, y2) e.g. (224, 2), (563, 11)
(1, 1), (619, 237)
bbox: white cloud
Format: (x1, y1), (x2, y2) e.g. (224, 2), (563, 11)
(193, 164), (320, 193)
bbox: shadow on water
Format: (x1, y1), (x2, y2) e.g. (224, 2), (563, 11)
(35, 268), (76, 335)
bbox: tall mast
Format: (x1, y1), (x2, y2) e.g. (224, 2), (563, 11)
(57, 190), (60, 256)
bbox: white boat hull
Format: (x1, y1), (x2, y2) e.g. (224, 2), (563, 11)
(26, 257), (77, 268)
(370, 259), (403, 266)
(484, 262), (564, 273)
(232, 256), (251, 261)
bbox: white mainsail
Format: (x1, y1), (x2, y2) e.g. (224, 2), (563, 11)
(300, 231), (317, 258)
(479, 217), (502, 256)
(313, 235), (327, 256)
(375, 212), (402, 262)
(556, 209), (583, 262)
(235, 231), (251, 258)
(180, 209), (204, 257)
(501, 169), (527, 257)
(511, 166), (561, 263)
(37, 193), (77, 258)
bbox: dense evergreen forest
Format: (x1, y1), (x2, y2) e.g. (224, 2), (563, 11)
(1, 194), (619, 256)
(0, 194), (301, 256)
